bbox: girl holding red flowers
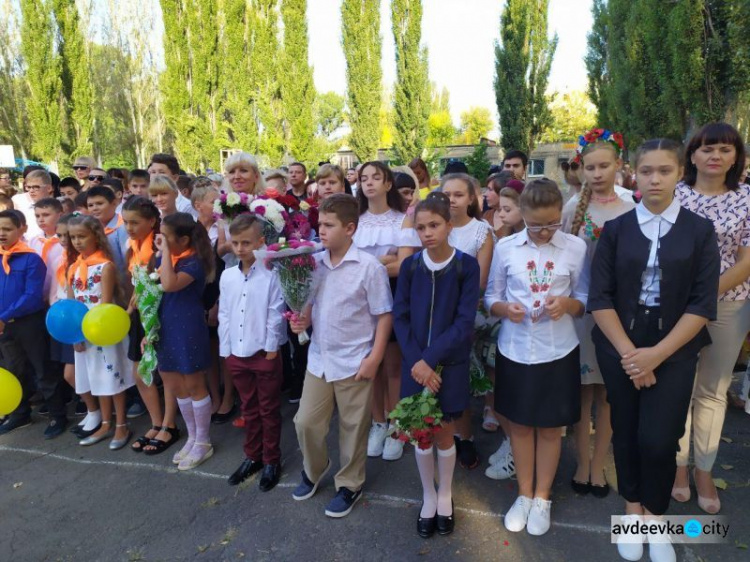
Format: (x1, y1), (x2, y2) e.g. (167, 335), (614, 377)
(485, 179), (588, 536)
(67, 214), (134, 449)
(562, 131), (635, 501)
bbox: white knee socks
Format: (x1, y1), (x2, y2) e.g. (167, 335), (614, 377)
(415, 446), (437, 518)
(192, 395), (212, 445)
(437, 445), (457, 516)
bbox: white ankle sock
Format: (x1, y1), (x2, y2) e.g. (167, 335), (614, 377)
(437, 445), (456, 516)
(415, 446), (437, 518)
(82, 410), (101, 431)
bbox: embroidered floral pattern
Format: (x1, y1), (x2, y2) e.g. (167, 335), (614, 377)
(527, 260), (555, 318)
(581, 212), (603, 242)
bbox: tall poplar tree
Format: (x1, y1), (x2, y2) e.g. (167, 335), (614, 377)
(342, 0), (382, 162)
(391, 0), (430, 163)
(280, 0), (316, 163)
(494, 0), (557, 154)
(54, 0), (93, 159)
(20, 0), (63, 163)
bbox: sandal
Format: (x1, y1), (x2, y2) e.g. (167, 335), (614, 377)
(177, 442), (214, 471)
(131, 425), (161, 453)
(143, 426), (181, 456)
(482, 406), (500, 433)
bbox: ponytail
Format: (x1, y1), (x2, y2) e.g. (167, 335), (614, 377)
(570, 183), (592, 236)
(161, 213), (216, 283)
(123, 196), (161, 273)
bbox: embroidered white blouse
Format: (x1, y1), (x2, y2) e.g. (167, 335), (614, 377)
(449, 218), (492, 258)
(353, 209), (421, 258)
(484, 229), (588, 365)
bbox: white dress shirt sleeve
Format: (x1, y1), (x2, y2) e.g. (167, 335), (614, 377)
(484, 244), (508, 312)
(218, 269), (232, 358)
(265, 272), (286, 352)
(365, 262), (394, 315)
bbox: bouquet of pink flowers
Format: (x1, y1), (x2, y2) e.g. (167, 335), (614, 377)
(388, 368), (445, 450)
(212, 191), (253, 222)
(254, 237), (323, 345)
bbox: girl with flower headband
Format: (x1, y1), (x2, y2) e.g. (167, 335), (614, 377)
(561, 128), (636, 501)
(485, 179), (588, 536)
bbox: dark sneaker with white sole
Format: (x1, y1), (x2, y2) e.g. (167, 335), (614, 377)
(324, 487), (362, 518)
(292, 459), (331, 501)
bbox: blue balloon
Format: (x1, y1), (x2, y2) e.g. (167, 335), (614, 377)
(46, 299), (88, 344)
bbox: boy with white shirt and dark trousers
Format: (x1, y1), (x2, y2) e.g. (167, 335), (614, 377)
(219, 215), (286, 492)
(290, 194), (393, 518)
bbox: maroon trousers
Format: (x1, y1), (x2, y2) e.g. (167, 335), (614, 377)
(225, 352), (283, 465)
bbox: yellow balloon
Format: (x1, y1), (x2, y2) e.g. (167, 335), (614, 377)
(82, 304), (131, 347)
(0, 368), (22, 416)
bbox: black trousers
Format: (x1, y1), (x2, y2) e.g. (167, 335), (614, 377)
(0, 310), (66, 419)
(596, 306), (697, 515)
(282, 327), (309, 398)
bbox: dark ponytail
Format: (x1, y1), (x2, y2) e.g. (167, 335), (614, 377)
(161, 213), (216, 283)
(123, 196), (161, 272)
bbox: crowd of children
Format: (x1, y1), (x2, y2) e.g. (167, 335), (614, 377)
(0, 122), (749, 562)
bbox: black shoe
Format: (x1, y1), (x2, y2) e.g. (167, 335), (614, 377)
(73, 422), (102, 439)
(259, 464), (281, 492)
(417, 503), (437, 538)
(590, 481), (610, 498)
(44, 417), (68, 440)
(212, 404), (237, 425)
(37, 404), (49, 417)
(457, 439), (479, 470)
(436, 500), (455, 536)
(228, 458), (263, 486)
(571, 478), (592, 495)
(0, 414), (32, 435)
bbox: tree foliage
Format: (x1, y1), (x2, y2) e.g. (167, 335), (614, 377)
(539, 91), (597, 143)
(342, 0), (382, 162)
(464, 143), (492, 184)
(494, 0), (557, 154)
(391, 0), (430, 163)
(459, 107), (494, 145)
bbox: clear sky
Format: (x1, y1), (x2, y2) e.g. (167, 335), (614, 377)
(309, 0), (593, 136)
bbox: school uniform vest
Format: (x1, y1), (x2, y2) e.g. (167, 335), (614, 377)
(588, 207), (720, 363)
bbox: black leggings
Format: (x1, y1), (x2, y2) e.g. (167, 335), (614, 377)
(596, 306), (697, 515)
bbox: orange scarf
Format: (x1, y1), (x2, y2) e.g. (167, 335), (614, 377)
(127, 232), (155, 273)
(56, 250), (69, 288)
(104, 214), (124, 236)
(68, 250), (110, 284)
(0, 240), (35, 274)
(158, 248), (195, 273)
(38, 235), (60, 264)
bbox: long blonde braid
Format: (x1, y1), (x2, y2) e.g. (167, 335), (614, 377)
(570, 182), (592, 236)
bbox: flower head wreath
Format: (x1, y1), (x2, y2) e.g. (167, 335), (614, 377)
(574, 128), (625, 163)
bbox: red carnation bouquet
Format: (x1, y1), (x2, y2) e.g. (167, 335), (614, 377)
(254, 238), (323, 345)
(388, 367), (445, 450)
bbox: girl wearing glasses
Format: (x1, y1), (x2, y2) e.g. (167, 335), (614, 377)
(485, 179), (588, 536)
(562, 131), (635, 502)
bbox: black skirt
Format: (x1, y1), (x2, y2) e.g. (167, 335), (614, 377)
(127, 309), (146, 363)
(494, 347), (581, 428)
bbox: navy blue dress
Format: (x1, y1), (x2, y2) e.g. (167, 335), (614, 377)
(393, 250), (480, 418)
(156, 254), (211, 374)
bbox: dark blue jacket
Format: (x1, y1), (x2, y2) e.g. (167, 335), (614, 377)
(588, 207), (720, 362)
(394, 250), (480, 372)
(0, 251), (47, 323)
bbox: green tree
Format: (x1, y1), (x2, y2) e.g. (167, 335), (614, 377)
(53, 0), (93, 161)
(584, 0), (615, 126)
(281, 0), (316, 163)
(539, 90), (597, 143)
(391, 0), (430, 163)
(426, 85), (455, 148)
(315, 91), (346, 138)
(494, 0), (557, 154)
(20, 0), (63, 163)
(342, 0), (382, 162)
(459, 107), (494, 145)
(464, 143), (492, 183)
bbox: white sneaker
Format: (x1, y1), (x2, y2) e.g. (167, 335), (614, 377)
(646, 518), (676, 562)
(526, 497), (552, 536)
(504, 495), (533, 532)
(367, 422), (388, 457)
(489, 438), (511, 466)
(485, 449), (515, 480)
(616, 514), (644, 561)
(382, 434), (404, 461)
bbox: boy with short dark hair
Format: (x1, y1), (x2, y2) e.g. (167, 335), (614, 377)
(86, 186), (127, 270)
(0, 210), (68, 438)
(74, 191), (89, 214)
(59, 177), (82, 200)
(220, 215), (286, 491)
(101, 178), (125, 213)
(29, 197), (64, 303)
(128, 169), (150, 198)
(290, 193), (393, 518)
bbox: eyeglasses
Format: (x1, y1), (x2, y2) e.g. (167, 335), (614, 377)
(524, 220), (562, 233)
(26, 184), (45, 191)
(73, 165), (89, 171)
(88, 175), (105, 181)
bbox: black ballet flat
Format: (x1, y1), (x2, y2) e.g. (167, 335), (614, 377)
(571, 478), (591, 495)
(436, 500), (455, 536)
(590, 475), (610, 498)
(417, 503), (436, 538)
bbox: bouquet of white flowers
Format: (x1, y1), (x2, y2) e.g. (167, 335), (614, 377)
(213, 191), (253, 222)
(249, 198), (289, 244)
(132, 265), (164, 385)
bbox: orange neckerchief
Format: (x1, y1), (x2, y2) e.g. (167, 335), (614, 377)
(0, 240), (36, 274)
(38, 235), (60, 264)
(56, 250), (68, 288)
(127, 232), (155, 273)
(68, 250), (110, 284)
(104, 214), (124, 236)
(158, 248), (195, 273)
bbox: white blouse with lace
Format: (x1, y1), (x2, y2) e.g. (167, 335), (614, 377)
(353, 209), (421, 258)
(449, 218), (492, 258)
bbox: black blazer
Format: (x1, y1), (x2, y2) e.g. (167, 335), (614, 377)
(588, 206), (720, 362)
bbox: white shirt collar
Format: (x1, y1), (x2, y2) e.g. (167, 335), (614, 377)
(322, 242), (360, 270)
(636, 198), (680, 225)
(512, 228), (568, 249)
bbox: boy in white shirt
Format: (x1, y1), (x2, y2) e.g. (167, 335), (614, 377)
(290, 194), (393, 518)
(29, 197), (64, 303)
(219, 214), (286, 492)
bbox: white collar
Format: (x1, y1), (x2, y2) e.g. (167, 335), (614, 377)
(636, 198), (680, 225)
(322, 242), (360, 270)
(512, 228), (567, 249)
